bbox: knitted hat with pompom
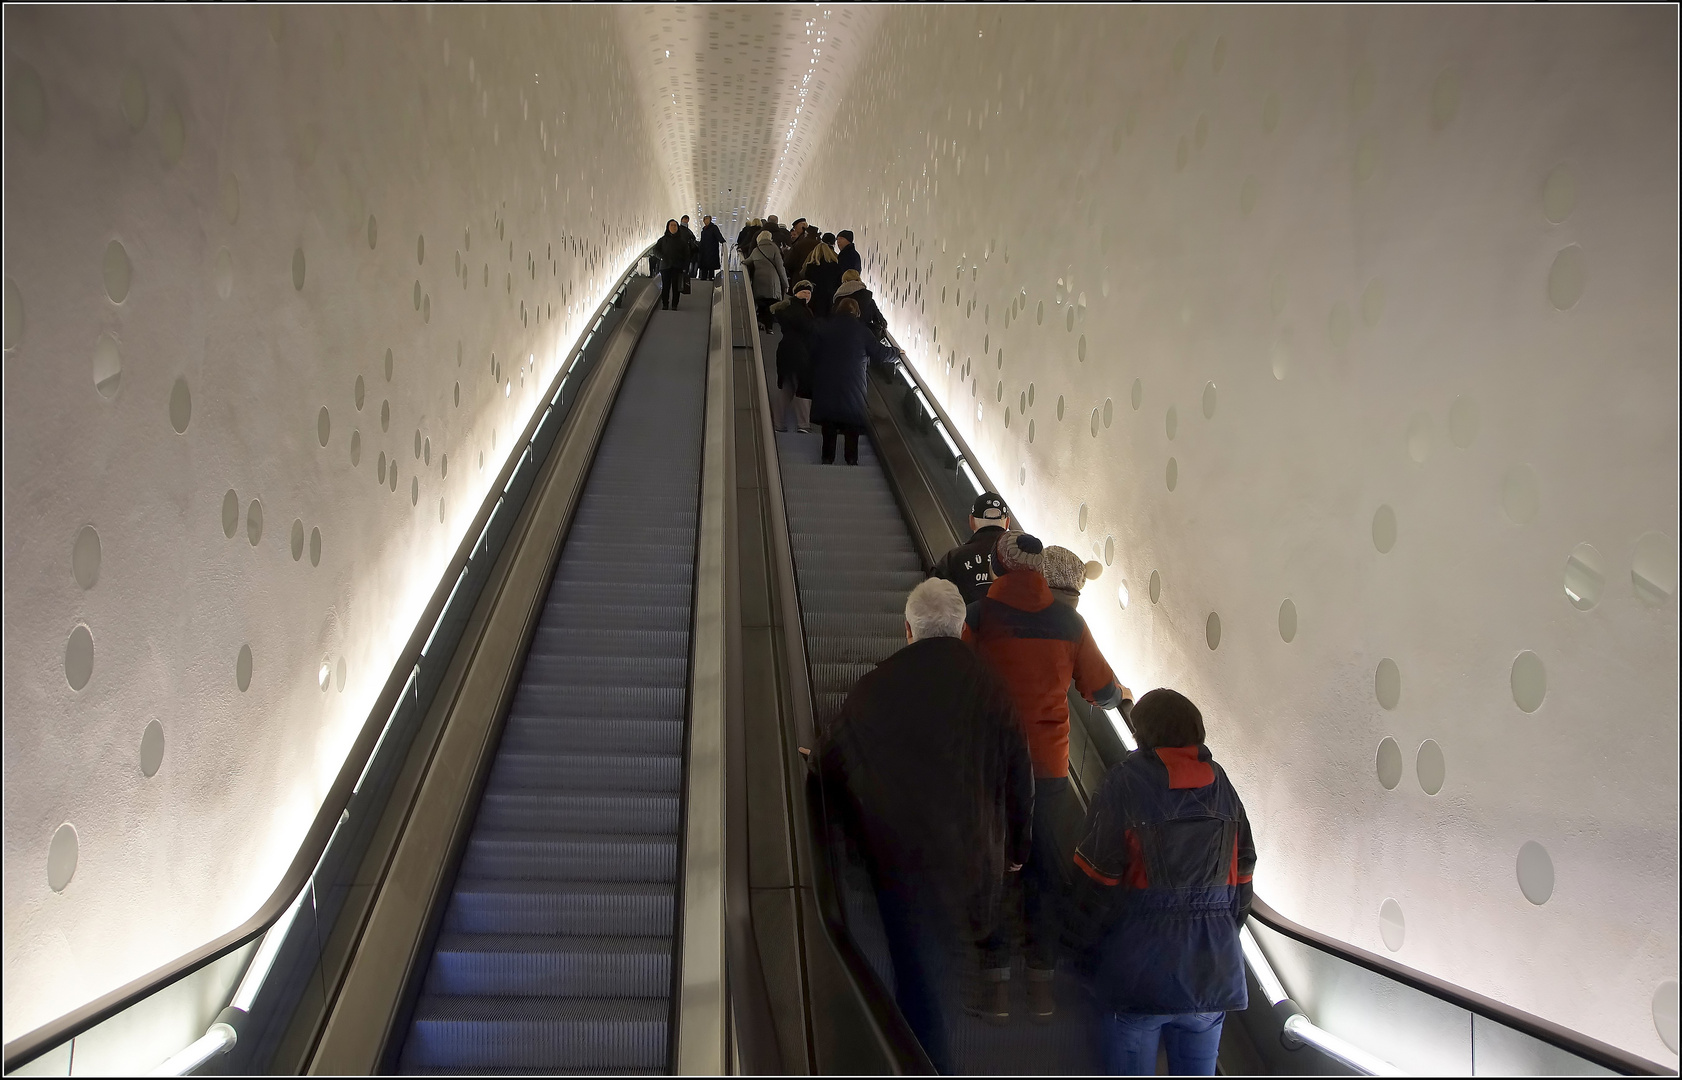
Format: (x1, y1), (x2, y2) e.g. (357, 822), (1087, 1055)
(993, 531), (1046, 575)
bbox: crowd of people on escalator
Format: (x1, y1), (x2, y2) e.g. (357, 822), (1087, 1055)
(821, 497), (1257, 1076)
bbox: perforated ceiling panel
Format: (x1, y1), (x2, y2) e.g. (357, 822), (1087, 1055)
(617, 4), (883, 231)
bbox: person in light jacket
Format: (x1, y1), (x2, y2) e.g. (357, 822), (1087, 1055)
(746, 230), (788, 332)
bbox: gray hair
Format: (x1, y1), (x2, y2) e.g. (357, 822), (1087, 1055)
(906, 578), (967, 641)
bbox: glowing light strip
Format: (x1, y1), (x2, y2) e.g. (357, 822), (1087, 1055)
(148, 1026), (234, 1077)
(1240, 926), (1402, 1076)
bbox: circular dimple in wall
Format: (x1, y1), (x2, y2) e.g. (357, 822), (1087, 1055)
(1270, 337), (1290, 382)
(1501, 464), (1540, 524)
(237, 644), (253, 691)
(1078, 503), (1088, 531)
(292, 248), (306, 291)
(73, 525), (101, 589)
(350, 430), (361, 467)
(104, 240), (132, 304)
(1149, 570), (1162, 604)
(1448, 396), (1479, 448)
(1202, 383), (1218, 420)
(310, 527), (321, 566)
(169, 377), (192, 434)
(1516, 841), (1554, 905)
(367, 215), (378, 249)
(411, 477), (419, 506)
(381, 401), (390, 432)
(454, 382), (460, 407)
(377, 452), (386, 483)
(1511, 651), (1547, 712)
(48, 824), (78, 893)
(1654, 981), (1680, 1055)
(1036, 300), (1043, 324)
(1376, 737), (1402, 790)
(1279, 598), (1298, 643)
(355, 375), (365, 410)
(1206, 612), (1222, 650)
(215, 248), (233, 299)
(1406, 413), (1433, 463)
(140, 719), (165, 778)
(417, 234), (425, 264)
(1564, 543), (1606, 609)
(1056, 396), (1065, 420)
(222, 490), (239, 538)
(335, 656), (347, 693)
(1104, 536), (1115, 565)
(1548, 245), (1586, 310)
(317, 407), (331, 447)
(413, 280), (421, 310)
(385, 348), (394, 381)
(1375, 658), (1401, 710)
(413, 429), (422, 459)
(1102, 398), (1113, 428)
(1027, 383), (1036, 407)
(318, 655), (331, 692)
(1028, 419), (1035, 443)
(290, 519), (305, 561)
(441, 453), (448, 479)
(1378, 898), (1405, 951)
(1077, 335), (1086, 361)
(246, 499), (263, 545)
(1090, 407), (1100, 437)
(1542, 164), (1577, 224)
(1131, 378), (1142, 410)
(1416, 740), (1446, 795)
(65, 624), (94, 691)
(1631, 531), (1676, 606)
(1372, 504), (1397, 553)
(439, 498), (446, 523)
(92, 332), (122, 399)
(1166, 458), (1178, 491)
(1165, 405), (1178, 440)
(424, 438), (431, 466)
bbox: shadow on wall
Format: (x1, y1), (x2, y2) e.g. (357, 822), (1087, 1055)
(789, 3), (1679, 1065)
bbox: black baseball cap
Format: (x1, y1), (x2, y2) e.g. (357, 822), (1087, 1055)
(972, 493), (1008, 521)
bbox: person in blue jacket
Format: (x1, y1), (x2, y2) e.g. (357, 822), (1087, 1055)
(1068, 688), (1255, 1076)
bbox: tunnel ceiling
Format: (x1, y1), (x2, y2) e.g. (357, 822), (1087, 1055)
(617, 4), (883, 226)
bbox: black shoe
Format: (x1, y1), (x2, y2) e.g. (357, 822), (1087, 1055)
(662, 303), (669, 310)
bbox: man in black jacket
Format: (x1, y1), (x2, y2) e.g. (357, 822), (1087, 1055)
(929, 492), (1012, 603)
(678, 215), (698, 291)
(836, 229), (862, 276)
(818, 578), (1033, 1074)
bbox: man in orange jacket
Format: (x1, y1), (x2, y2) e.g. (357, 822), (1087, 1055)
(962, 531), (1130, 1022)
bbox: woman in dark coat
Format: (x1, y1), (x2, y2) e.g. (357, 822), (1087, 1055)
(698, 216), (725, 280)
(801, 240), (845, 317)
(833, 271), (887, 337)
(810, 297), (895, 465)
(653, 220), (690, 310)
(769, 281), (817, 433)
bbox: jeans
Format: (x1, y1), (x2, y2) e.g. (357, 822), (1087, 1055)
(980, 776), (1079, 973)
(1101, 1012), (1224, 1076)
(821, 423), (863, 465)
(661, 267), (684, 308)
(875, 887), (956, 1074)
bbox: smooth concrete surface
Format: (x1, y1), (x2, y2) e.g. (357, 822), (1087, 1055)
(789, 6), (1678, 1065)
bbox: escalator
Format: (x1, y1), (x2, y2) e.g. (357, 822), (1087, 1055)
(394, 290), (711, 1073)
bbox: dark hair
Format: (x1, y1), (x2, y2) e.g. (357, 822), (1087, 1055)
(834, 297), (861, 319)
(1131, 688), (1205, 749)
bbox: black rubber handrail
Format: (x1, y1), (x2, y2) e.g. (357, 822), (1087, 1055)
(877, 325), (1673, 1079)
(1, 250), (655, 1076)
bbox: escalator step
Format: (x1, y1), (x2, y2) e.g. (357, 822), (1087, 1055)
(443, 881), (676, 936)
(497, 718), (686, 756)
(402, 996), (668, 1072)
(540, 602), (691, 631)
(486, 753), (682, 794)
(423, 935), (673, 997)
(458, 834), (678, 883)
(508, 685), (685, 719)
(526, 627), (690, 659)
(475, 792), (681, 833)
(517, 655), (689, 688)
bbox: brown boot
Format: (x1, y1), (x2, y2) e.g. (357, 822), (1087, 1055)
(965, 972), (1010, 1025)
(1027, 967), (1056, 1023)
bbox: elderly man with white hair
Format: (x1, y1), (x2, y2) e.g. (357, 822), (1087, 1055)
(817, 578), (1033, 1073)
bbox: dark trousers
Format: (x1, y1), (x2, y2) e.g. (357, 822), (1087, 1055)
(876, 886), (957, 1074)
(821, 423), (863, 465)
(660, 267), (684, 308)
(980, 776), (1080, 973)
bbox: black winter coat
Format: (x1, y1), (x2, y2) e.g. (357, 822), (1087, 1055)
(810, 314), (894, 428)
(838, 243), (862, 276)
(654, 229), (690, 270)
(770, 296), (817, 397)
(736, 225), (758, 258)
(818, 635), (1033, 926)
(931, 525), (1008, 605)
(804, 260), (844, 317)
(833, 280), (887, 336)
(699, 223), (725, 273)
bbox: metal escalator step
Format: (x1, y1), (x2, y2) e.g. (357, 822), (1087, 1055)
(443, 881), (676, 937)
(784, 544), (921, 572)
(486, 753), (682, 794)
(423, 934), (673, 997)
(553, 560), (694, 586)
(806, 634), (905, 669)
(541, 601), (690, 629)
(497, 718), (685, 756)
(508, 685), (686, 719)
(517, 655), (688, 688)
(402, 996), (668, 1072)
(805, 611), (908, 638)
(474, 792), (681, 834)
(526, 627), (689, 659)
(457, 834), (678, 883)
(797, 569), (926, 596)
(564, 524), (697, 547)
(809, 661), (884, 695)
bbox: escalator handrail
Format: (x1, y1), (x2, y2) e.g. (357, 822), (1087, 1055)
(742, 283), (934, 1075)
(876, 316), (1673, 1079)
(0, 248), (657, 1076)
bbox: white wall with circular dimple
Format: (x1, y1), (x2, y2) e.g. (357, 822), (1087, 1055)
(793, 5), (1678, 1064)
(2, 5), (671, 1044)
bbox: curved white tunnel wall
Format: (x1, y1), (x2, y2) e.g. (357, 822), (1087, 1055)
(2, 6), (670, 1042)
(793, 5), (1678, 1064)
